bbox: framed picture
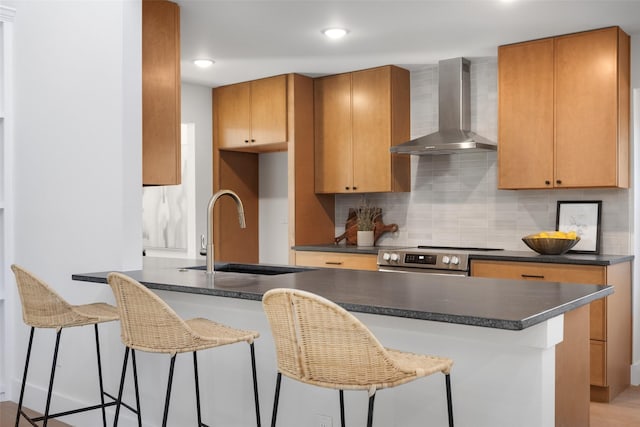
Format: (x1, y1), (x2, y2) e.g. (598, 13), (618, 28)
(555, 200), (602, 254)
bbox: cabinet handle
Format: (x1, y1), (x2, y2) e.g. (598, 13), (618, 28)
(251, 139), (255, 143)
(353, 186), (358, 190)
(345, 186), (350, 190)
(556, 179), (562, 185)
(521, 274), (545, 279)
(545, 180), (551, 185)
(244, 139), (249, 144)
(325, 261), (343, 265)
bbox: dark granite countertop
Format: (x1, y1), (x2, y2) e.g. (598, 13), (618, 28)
(292, 244), (397, 255)
(469, 250), (633, 266)
(293, 244), (633, 266)
(73, 257), (612, 331)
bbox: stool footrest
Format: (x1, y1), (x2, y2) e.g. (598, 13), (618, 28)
(21, 396), (117, 423)
(104, 391), (139, 415)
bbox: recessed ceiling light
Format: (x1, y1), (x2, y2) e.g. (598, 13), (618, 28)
(193, 58), (215, 68)
(322, 28), (349, 39)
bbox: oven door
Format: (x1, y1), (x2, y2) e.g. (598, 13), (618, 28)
(378, 266), (468, 277)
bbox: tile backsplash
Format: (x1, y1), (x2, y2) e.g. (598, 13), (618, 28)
(335, 58), (632, 255)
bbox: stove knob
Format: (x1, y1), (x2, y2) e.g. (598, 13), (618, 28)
(450, 256), (460, 265)
(390, 253), (400, 262)
(442, 255), (450, 264)
(382, 252), (391, 262)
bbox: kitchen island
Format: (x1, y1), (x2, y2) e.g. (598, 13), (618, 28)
(73, 257), (612, 427)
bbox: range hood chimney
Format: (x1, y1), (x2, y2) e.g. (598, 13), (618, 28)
(391, 57), (496, 155)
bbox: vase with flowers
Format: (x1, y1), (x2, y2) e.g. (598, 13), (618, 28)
(355, 201), (380, 247)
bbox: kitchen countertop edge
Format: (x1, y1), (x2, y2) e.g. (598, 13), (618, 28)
(72, 258), (613, 332)
(293, 245), (634, 265)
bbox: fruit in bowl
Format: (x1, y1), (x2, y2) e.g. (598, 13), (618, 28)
(522, 231), (580, 255)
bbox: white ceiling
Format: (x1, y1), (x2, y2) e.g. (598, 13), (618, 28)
(178, 0), (640, 88)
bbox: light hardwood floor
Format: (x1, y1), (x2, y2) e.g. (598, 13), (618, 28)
(0, 401), (71, 427)
(1, 387), (639, 426)
(591, 386), (640, 427)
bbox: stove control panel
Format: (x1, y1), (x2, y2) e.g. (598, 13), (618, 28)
(404, 253), (437, 265)
(377, 249), (470, 271)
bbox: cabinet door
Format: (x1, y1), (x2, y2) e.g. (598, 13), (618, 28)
(498, 38), (554, 189)
(295, 251), (378, 271)
(142, 0), (181, 185)
(590, 340), (607, 386)
(215, 82), (251, 149)
(314, 74), (353, 193)
(250, 75), (287, 146)
(352, 67), (392, 192)
(555, 27), (620, 187)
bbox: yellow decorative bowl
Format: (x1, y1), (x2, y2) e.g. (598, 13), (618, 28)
(522, 235), (580, 255)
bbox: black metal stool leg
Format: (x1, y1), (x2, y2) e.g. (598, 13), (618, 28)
(445, 374), (454, 427)
(249, 343), (261, 427)
(93, 324), (108, 427)
(193, 352), (203, 427)
(270, 372), (282, 427)
(162, 354), (177, 427)
(15, 327), (35, 427)
(131, 349), (142, 427)
(366, 392), (376, 427)
(42, 329), (63, 427)
(339, 390), (345, 427)
(113, 347), (130, 427)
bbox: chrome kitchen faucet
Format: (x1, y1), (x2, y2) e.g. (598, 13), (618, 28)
(206, 189), (246, 274)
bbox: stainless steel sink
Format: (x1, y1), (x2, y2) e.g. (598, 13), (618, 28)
(182, 263), (308, 276)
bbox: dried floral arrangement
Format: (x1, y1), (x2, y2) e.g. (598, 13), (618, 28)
(355, 200), (381, 231)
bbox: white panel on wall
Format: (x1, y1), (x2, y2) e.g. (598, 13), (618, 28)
(181, 82), (213, 259)
(259, 152), (288, 264)
(0, 4), (15, 400)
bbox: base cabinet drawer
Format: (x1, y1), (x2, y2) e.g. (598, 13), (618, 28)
(295, 251), (378, 271)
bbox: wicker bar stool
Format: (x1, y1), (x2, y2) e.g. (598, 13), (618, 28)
(262, 288), (454, 427)
(106, 272), (262, 427)
(11, 264), (120, 427)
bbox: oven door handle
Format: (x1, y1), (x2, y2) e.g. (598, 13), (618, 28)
(378, 267), (409, 273)
(377, 267), (468, 277)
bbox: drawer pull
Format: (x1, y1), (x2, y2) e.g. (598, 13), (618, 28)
(521, 274), (545, 279)
(325, 261), (343, 265)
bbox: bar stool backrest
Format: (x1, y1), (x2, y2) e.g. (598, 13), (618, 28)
(262, 288), (409, 391)
(107, 272), (202, 354)
(11, 264), (80, 329)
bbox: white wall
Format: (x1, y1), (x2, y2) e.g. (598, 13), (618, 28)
(259, 152), (289, 265)
(7, 0), (142, 414)
(181, 82), (212, 257)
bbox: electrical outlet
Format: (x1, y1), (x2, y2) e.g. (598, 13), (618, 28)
(315, 414), (332, 427)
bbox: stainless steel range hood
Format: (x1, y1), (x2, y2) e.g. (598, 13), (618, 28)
(391, 57), (496, 155)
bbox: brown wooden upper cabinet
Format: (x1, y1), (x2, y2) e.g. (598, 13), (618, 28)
(142, 0), (181, 186)
(498, 26), (630, 189)
(213, 74), (288, 152)
(314, 65), (411, 194)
